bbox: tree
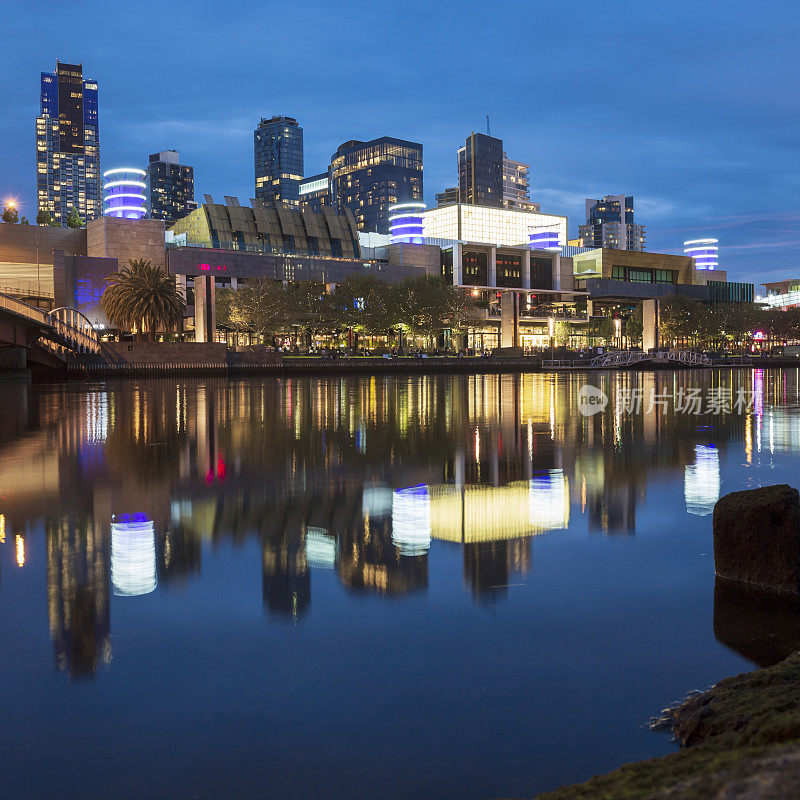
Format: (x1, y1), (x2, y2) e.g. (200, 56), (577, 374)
(659, 295), (707, 346)
(332, 275), (397, 344)
(395, 275), (458, 343)
(36, 209), (53, 226)
(101, 259), (185, 341)
(20, 215), (29, 225)
(2, 202), (19, 224)
(284, 281), (335, 346)
(626, 303), (643, 345)
(589, 316), (615, 345)
(552, 320), (571, 346)
(233, 280), (290, 340)
(66, 206), (84, 229)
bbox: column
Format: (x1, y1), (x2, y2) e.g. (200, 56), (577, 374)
(488, 247), (496, 287)
(453, 242), (463, 286)
(522, 249), (531, 290)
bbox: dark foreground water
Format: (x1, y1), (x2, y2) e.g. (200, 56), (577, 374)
(1, 369), (799, 799)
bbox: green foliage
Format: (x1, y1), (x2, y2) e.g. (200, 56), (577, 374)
(20, 215), (29, 225)
(65, 206), (84, 229)
(2, 203), (19, 224)
(552, 320), (571, 345)
(626, 303), (643, 343)
(100, 259), (185, 340)
(589, 316), (615, 344)
(36, 209), (53, 226)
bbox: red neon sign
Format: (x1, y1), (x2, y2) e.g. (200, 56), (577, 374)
(197, 263), (227, 272)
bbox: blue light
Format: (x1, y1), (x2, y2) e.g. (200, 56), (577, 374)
(103, 167), (147, 220)
(388, 202), (425, 245)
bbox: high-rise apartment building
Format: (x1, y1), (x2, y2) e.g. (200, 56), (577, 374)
(254, 116), (303, 207)
(36, 62), (101, 225)
(145, 150), (196, 224)
(436, 187), (460, 207)
(502, 156), (539, 211)
(579, 195), (646, 251)
(458, 132), (503, 207)
(329, 137), (423, 233)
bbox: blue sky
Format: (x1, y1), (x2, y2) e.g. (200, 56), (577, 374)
(1, 0), (798, 283)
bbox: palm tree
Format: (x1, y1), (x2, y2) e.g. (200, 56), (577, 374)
(101, 259), (185, 341)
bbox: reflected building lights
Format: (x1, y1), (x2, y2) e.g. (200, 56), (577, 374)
(15, 534), (24, 567)
(684, 444), (721, 516)
(111, 515), (157, 596)
(305, 527), (337, 569)
(392, 485), (432, 556)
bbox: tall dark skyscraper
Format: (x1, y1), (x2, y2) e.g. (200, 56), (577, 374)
(458, 132), (503, 207)
(329, 137), (423, 233)
(36, 61), (101, 225)
(254, 116), (303, 207)
(145, 150), (196, 225)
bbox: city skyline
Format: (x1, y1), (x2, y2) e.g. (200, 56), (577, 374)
(1, 0), (798, 282)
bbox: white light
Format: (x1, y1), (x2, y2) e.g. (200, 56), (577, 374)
(104, 179), (146, 189)
(529, 470), (570, 531)
(392, 485), (432, 556)
(305, 527), (337, 569)
(103, 168), (146, 177)
(684, 445), (720, 516)
(111, 516), (157, 596)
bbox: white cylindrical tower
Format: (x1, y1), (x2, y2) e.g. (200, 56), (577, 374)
(684, 238), (719, 270)
(388, 202), (426, 245)
(103, 167), (147, 219)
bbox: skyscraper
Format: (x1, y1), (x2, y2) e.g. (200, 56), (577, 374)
(458, 132), (503, 207)
(329, 137), (423, 233)
(502, 156), (538, 211)
(145, 150), (196, 224)
(36, 62), (102, 225)
(579, 195), (646, 251)
(254, 116), (303, 207)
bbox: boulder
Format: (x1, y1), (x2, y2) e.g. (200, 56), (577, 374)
(713, 485), (800, 595)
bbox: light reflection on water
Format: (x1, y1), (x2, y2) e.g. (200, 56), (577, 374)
(1, 369), (800, 799)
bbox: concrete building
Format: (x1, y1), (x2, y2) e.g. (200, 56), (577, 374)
(435, 187), (459, 207)
(502, 155), (539, 211)
(36, 62), (102, 225)
(579, 195), (646, 251)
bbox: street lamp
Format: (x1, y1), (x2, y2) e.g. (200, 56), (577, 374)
(614, 317), (622, 349)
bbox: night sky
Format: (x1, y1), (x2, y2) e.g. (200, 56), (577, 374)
(2, 0), (798, 283)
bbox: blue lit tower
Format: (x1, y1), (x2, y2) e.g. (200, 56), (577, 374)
(103, 168), (146, 219)
(36, 61), (102, 226)
(684, 238), (719, 271)
(529, 226), (562, 251)
(388, 202), (426, 244)
(254, 116), (303, 207)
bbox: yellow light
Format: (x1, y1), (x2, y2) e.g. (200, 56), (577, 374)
(15, 535), (25, 567)
(6, 199), (16, 209)
(0, 514), (4, 542)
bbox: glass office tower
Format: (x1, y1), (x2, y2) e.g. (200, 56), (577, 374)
(579, 195), (646, 251)
(145, 150), (196, 225)
(458, 132), (503, 207)
(36, 62), (102, 225)
(329, 137), (423, 233)
(254, 116), (303, 207)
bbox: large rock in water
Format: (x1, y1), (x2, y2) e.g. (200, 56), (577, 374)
(713, 484), (800, 595)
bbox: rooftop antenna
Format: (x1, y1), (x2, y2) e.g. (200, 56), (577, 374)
(486, 115), (491, 136)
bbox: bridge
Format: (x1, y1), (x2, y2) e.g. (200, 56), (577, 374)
(590, 350), (713, 368)
(0, 292), (101, 370)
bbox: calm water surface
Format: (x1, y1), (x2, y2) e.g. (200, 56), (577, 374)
(1, 369), (799, 799)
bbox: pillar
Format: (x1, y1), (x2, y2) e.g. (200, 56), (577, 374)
(194, 274), (216, 343)
(643, 298), (659, 351)
(453, 242), (463, 286)
(488, 247), (497, 287)
(522, 250), (531, 290)
(500, 291), (519, 349)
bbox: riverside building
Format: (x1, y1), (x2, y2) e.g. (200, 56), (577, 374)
(36, 61), (102, 225)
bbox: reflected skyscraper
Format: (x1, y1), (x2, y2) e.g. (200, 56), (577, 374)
(262, 527), (310, 621)
(47, 517), (110, 678)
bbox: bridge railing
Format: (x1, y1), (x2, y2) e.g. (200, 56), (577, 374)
(0, 293), (51, 325)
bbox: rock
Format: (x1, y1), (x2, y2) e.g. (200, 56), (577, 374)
(713, 485), (800, 596)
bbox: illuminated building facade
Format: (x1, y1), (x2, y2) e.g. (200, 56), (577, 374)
(145, 150), (196, 225)
(684, 238), (718, 270)
(388, 202), (425, 245)
(330, 137), (423, 234)
(36, 61), (102, 226)
(502, 156), (539, 211)
(758, 279), (800, 310)
(422, 203), (567, 248)
(299, 173), (330, 213)
(254, 116), (303, 207)
(103, 168), (146, 219)
(579, 195), (646, 251)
